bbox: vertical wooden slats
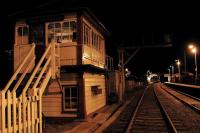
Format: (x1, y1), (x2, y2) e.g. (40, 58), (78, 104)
(35, 96), (38, 133)
(31, 97), (35, 133)
(39, 91), (43, 133)
(27, 97), (31, 133)
(1, 91), (5, 133)
(0, 92), (2, 132)
(22, 93), (27, 133)
(7, 91), (11, 133)
(18, 98), (22, 133)
(12, 92), (17, 133)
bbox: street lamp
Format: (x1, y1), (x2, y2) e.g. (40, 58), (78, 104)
(175, 59), (181, 81)
(168, 68), (171, 82)
(170, 65), (174, 79)
(188, 44), (198, 80)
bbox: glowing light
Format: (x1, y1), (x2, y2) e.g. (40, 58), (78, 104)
(177, 60), (180, 65)
(188, 44), (194, 49)
(191, 48), (197, 53)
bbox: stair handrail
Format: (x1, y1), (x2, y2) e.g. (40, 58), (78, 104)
(11, 57), (35, 93)
(2, 43), (35, 92)
(21, 44), (51, 95)
(32, 57), (51, 90)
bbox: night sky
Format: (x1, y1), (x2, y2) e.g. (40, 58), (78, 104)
(2, 0), (200, 80)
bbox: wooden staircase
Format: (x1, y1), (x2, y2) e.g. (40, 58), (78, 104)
(0, 42), (60, 133)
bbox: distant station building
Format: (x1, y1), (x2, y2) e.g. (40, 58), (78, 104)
(11, 8), (112, 119)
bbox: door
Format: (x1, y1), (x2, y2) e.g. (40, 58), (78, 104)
(63, 86), (78, 112)
(29, 24), (45, 64)
(14, 23), (35, 72)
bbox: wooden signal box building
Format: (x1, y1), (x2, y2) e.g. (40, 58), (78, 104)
(13, 8), (109, 118)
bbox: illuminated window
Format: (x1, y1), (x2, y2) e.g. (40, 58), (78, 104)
(83, 24), (90, 45)
(47, 23), (61, 43)
(62, 21), (77, 43)
(47, 20), (77, 44)
(91, 32), (101, 50)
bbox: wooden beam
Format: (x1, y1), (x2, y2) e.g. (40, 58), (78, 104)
(124, 48), (140, 66)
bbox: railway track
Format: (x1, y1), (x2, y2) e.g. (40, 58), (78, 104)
(161, 84), (200, 112)
(157, 84), (200, 132)
(126, 85), (175, 133)
(103, 87), (145, 133)
(105, 83), (200, 133)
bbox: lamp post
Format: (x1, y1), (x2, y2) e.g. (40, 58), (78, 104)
(168, 68), (171, 82)
(193, 48), (198, 80)
(184, 50), (187, 73)
(188, 44), (198, 81)
(170, 65), (174, 81)
(176, 59), (181, 81)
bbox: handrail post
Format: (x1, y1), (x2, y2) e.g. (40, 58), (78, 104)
(1, 91), (5, 133)
(57, 43), (60, 78)
(51, 42), (56, 79)
(0, 92), (2, 131)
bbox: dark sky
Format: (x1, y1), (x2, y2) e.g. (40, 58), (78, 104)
(3, 0), (200, 76)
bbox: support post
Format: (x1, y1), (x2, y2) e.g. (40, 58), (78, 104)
(0, 92), (2, 131)
(51, 42), (56, 79)
(118, 49), (125, 102)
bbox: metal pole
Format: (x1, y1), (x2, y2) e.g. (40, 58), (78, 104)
(184, 51), (187, 73)
(178, 61), (181, 81)
(170, 65), (174, 77)
(170, 66), (174, 82)
(195, 51), (198, 80)
(168, 69), (171, 82)
(118, 49), (125, 102)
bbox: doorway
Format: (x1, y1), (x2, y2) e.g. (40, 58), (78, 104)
(29, 24), (45, 64)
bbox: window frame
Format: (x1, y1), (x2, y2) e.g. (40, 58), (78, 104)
(63, 85), (79, 112)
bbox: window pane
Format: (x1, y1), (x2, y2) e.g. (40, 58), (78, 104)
(83, 25), (90, 45)
(48, 24), (54, 29)
(48, 23), (54, 43)
(70, 21), (76, 31)
(64, 86), (78, 109)
(62, 22), (69, 32)
(62, 22), (69, 42)
(69, 21), (77, 42)
(18, 27), (28, 36)
(55, 23), (61, 28)
(71, 87), (78, 108)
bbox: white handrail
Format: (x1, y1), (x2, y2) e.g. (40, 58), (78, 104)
(12, 57), (35, 93)
(22, 45), (51, 94)
(3, 44), (35, 92)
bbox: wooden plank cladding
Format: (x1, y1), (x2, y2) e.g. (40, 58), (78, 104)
(42, 94), (62, 116)
(14, 44), (35, 73)
(84, 72), (106, 115)
(60, 43), (77, 65)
